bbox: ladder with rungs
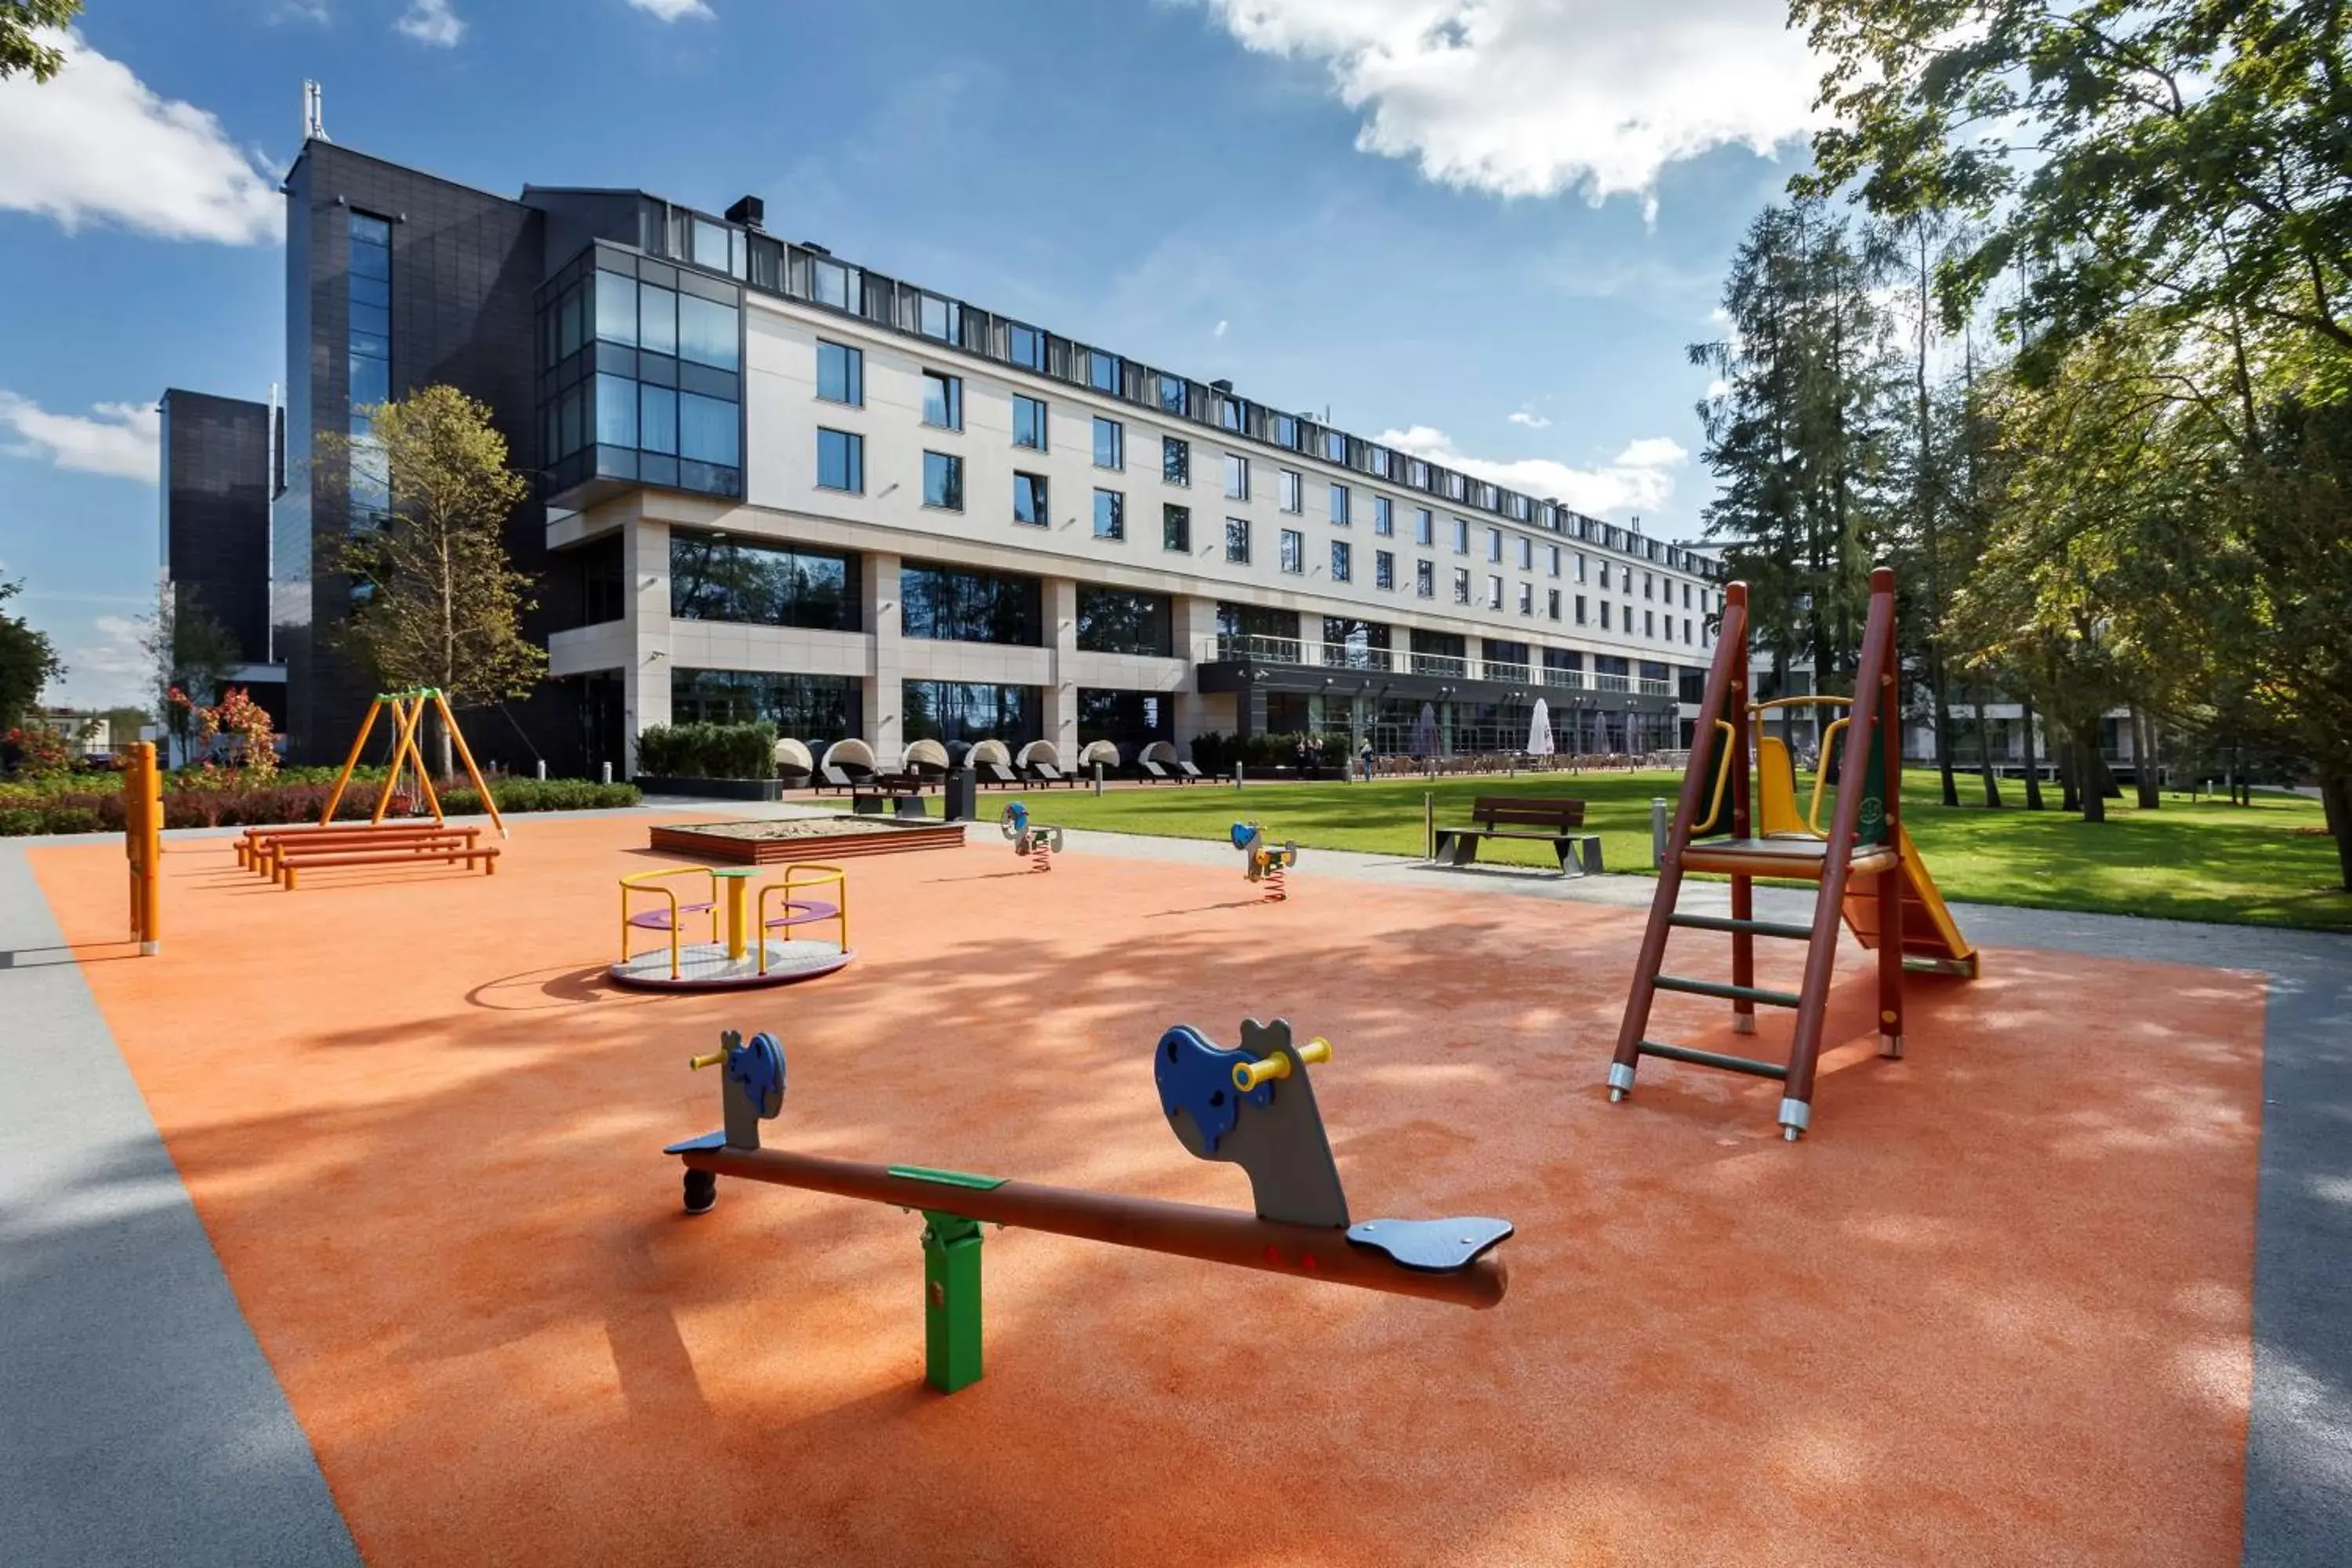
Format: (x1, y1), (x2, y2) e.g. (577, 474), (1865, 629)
(1606, 565), (1943, 1142)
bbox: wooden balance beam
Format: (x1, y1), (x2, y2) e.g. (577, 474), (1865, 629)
(238, 821), (479, 870)
(666, 1023), (1512, 1394)
(273, 839), (500, 889)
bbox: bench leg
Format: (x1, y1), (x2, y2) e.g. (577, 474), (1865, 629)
(1450, 836), (1480, 867)
(1581, 838), (1604, 876)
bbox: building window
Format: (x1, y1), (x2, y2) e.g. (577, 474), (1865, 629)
(1225, 517), (1250, 564)
(1163, 503), (1191, 552)
(1451, 517), (1470, 554)
(1080, 688), (1172, 754)
(347, 212), (393, 521)
(1330, 483), (1351, 526)
(1601, 601), (1613, 630)
(1094, 489), (1126, 541)
(1576, 553), (1588, 583)
(1645, 609), (1656, 637)
(1224, 452), (1249, 500)
(1093, 416), (1123, 470)
(1014, 471), (1049, 527)
(1372, 495), (1393, 535)
(640, 385), (677, 454)
(1331, 540), (1352, 582)
(1519, 583), (1534, 615)
(1013, 394), (1047, 451)
(1599, 562), (1612, 590)
(1375, 550), (1395, 590)
(811, 258), (860, 312)
(918, 293), (960, 343)
(674, 669), (861, 736)
(816, 339), (862, 405)
(638, 281), (677, 355)
(1280, 528), (1305, 574)
(1486, 575), (1503, 609)
(923, 451), (964, 511)
(1414, 508), (1434, 546)
(1487, 528), (1503, 564)
(1548, 589), (1561, 620)
(922, 371), (962, 430)
(596, 373), (638, 448)
(1218, 396), (1243, 430)
(1089, 350), (1119, 393)
(1683, 582), (1693, 608)
(1076, 586), (1174, 655)
(1323, 429), (1347, 463)
(1157, 373), (1186, 413)
(1416, 560), (1434, 597)
(1008, 324), (1045, 370)
(678, 294), (739, 371)
(1644, 572), (1655, 600)
(1548, 545), (1561, 577)
(904, 680), (1041, 746)
(1453, 568), (1472, 604)
(901, 561), (1044, 644)
(1517, 536), (1534, 571)
(593, 268), (635, 347)
(679, 392), (739, 466)
(1279, 469), (1302, 513)
(1163, 436), (1190, 486)
(1576, 594), (1588, 624)
(1269, 412), (1297, 448)
(670, 531), (858, 630)
(816, 427), (863, 492)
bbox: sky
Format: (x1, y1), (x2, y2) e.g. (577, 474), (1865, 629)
(0, 0), (1827, 710)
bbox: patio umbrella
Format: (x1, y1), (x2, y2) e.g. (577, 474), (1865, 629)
(1526, 698), (1555, 757)
(1411, 702), (1440, 758)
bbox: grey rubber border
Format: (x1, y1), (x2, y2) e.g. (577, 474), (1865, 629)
(0, 841), (360, 1568)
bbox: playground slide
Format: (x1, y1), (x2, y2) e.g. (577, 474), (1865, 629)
(1839, 824), (1979, 976)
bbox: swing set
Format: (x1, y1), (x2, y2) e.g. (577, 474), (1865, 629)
(235, 690), (506, 889)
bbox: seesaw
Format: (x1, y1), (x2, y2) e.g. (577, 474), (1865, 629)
(1232, 821), (1299, 901)
(999, 800), (1064, 871)
(664, 1022), (1512, 1393)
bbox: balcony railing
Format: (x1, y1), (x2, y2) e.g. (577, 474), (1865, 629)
(1479, 661), (1531, 684)
(1592, 672), (1631, 693)
(1408, 652), (1468, 679)
(1319, 643), (1394, 672)
(1639, 677), (1674, 696)
(1211, 633), (1305, 665)
(1537, 666), (1587, 691)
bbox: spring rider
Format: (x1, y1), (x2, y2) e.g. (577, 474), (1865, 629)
(1000, 801), (1064, 871)
(1231, 822), (1298, 901)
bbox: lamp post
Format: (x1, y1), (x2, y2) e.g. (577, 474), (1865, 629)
(1624, 697), (1637, 769)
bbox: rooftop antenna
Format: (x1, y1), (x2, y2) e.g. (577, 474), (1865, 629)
(303, 81), (329, 143)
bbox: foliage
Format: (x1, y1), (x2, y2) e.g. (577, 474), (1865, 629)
(320, 386), (544, 778)
(1185, 731), (1353, 774)
(143, 584), (243, 753)
(0, 576), (64, 731)
(3, 724), (74, 777)
(634, 722), (778, 779)
(1689, 199), (1896, 693)
(0, 775), (638, 836)
(190, 686), (278, 780)
(0, 1), (80, 83)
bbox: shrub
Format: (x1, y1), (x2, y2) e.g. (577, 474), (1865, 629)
(633, 722), (775, 779)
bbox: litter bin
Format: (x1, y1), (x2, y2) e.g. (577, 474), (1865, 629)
(943, 766), (977, 823)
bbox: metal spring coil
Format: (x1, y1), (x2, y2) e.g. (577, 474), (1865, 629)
(1261, 862), (1286, 901)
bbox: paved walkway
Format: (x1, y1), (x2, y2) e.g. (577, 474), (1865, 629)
(2, 809), (2346, 1566)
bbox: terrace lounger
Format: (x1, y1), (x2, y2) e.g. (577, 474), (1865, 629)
(1022, 761), (1073, 788)
(1174, 760), (1206, 781)
(975, 761), (1021, 789)
(1138, 759), (1177, 783)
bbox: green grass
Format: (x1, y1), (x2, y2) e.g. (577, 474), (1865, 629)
(996, 769), (2352, 931)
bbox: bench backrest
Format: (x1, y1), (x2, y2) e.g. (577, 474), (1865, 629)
(1470, 796), (1587, 829)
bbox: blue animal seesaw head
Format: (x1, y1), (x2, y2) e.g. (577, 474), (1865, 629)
(1001, 801), (1030, 839)
(1154, 1025), (1275, 1154)
(729, 1030), (786, 1119)
(1229, 822), (1261, 853)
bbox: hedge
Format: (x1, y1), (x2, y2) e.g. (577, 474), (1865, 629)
(0, 777), (641, 836)
(634, 721), (777, 780)
(1187, 731), (1355, 774)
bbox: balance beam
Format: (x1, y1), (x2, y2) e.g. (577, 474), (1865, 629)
(677, 1143), (1507, 1310)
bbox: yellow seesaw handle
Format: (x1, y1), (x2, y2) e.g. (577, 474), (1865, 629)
(1232, 1036), (1333, 1092)
(689, 1050), (728, 1071)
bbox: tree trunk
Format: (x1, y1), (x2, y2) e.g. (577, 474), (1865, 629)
(436, 710), (456, 786)
(2077, 720), (2113, 822)
(1929, 647), (1958, 806)
(2021, 696), (2045, 810)
(2323, 769), (2352, 892)
(2059, 737), (2082, 813)
(1969, 678), (2003, 808)
(2131, 706), (2161, 809)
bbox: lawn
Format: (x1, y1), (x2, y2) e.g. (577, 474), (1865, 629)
(998, 769), (2352, 931)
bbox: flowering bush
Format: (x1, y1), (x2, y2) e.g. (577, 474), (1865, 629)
(3, 726), (75, 778)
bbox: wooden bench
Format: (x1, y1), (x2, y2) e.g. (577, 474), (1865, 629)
(851, 790), (930, 819)
(1430, 797), (1603, 877)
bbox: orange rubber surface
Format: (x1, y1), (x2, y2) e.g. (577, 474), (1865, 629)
(31, 817), (2263, 1566)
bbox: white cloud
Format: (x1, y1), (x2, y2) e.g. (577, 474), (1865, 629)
(1507, 409), (1550, 429)
(1194, 0), (1820, 209)
(57, 614), (155, 710)
(0, 392), (160, 481)
(1214, 318), (1229, 339)
(0, 31), (281, 244)
(628, 0), (714, 17)
(1376, 424), (1688, 517)
(396, 0), (464, 46)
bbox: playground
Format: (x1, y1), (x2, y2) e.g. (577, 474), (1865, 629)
(7, 804), (2325, 1566)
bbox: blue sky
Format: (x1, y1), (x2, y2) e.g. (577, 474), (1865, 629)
(0, 0), (1821, 709)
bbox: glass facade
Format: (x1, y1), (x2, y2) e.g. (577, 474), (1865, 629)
(1218, 602), (1298, 643)
(539, 247), (742, 499)
(672, 669), (862, 739)
(900, 561), (1042, 644)
(1076, 586), (1172, 655)
(670, 530), (858, 630)
(346, 212), (394, 556)
(903, 680), (1040, 746)
(1079, 688), (1171, 757)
